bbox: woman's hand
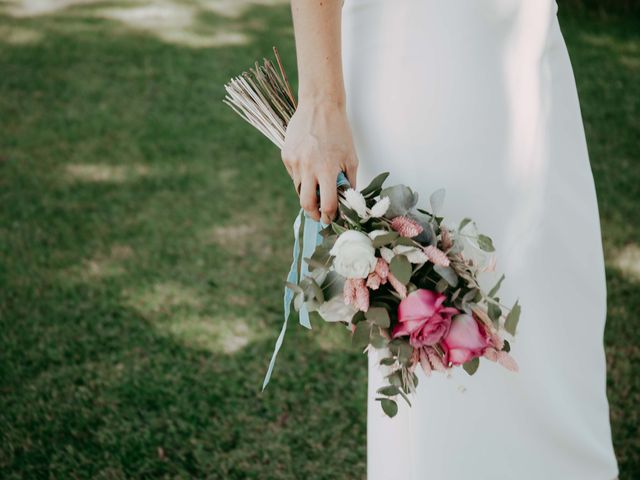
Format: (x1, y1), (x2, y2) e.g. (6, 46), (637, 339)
(281, 99), (358, 224)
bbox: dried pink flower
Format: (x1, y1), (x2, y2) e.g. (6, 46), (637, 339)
(354, 279), (370, 311)
(343, 278), (357, 305)
(440, 226), (453, 251)
(387, 272), (407, 298)
(390, 216), (423, 238)
(374, 257), (390, 281)
(497, 351), (519, 372)
(423, 245), (450, 267)
(419, 347), (432, 376)
(366, 272), (382, 290)
(426, 347), (447, 372)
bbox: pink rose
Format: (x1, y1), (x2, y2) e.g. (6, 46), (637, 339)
(392, 289), (458, 347)
(442, 314), (491, 365)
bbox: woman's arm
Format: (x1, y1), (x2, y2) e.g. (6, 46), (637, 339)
(281, 0), (358, 224)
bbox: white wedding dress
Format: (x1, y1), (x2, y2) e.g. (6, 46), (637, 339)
(341, 1), (619, 479)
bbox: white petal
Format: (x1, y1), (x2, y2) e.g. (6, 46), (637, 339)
(380, 247), (395, 263)
(394, 245), (428, 264)
(343, 188), (369, 218)
(368, 229), (389, 240)
(369, 196), (390, 218)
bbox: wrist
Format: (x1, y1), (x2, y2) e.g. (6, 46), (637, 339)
(297, 88), (346, 110)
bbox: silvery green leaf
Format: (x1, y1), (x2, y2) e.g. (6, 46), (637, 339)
(488, 274), (505, 297)
(377, 385), (400, 396)
(285, 281), (304, 294)
(397, 342), (413, 364)
(321, 271), (345, 297)
(331, 222), (347, 235)
(503, 339), (511, 352)
(390, 255), (412, 284)
(377, 398), (398, 418)
(436, 278), (449, 292)
(398, 389), (412, 407)
(459, 217), (472, 231)
(505, 300), (521, 335)
(434, 264), (459, 287)
(451, 288), (462, 302)
(366, 307), (391, 328)
(488, 302), (502, 324)
(370, 330), (389, 348)
(352, 321), (371, 349)
(379, 357), (396, 366)
(463, 357), (480, 375)
(462, 288), (478, 303)
(380, 184), (419, 217)
(304, 257), (328, 272)
(386, 370), (403, 386)
(372, 231), (399, 248)
(429, 188), (446, 215)
(360, 172), (390, 197)
(477, 234), (496, 252)
(351, 310), (366, 325)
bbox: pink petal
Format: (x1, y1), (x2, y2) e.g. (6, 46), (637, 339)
(497, 351), (519, 372)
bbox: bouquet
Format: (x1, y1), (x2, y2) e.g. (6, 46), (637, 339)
(224, 49), (521, 418)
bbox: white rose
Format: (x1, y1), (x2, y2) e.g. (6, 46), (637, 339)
(330, 230), (378, 279)
(317, 295), (358, 324)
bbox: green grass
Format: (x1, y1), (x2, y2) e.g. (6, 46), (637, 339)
(0, 3), (638, 479)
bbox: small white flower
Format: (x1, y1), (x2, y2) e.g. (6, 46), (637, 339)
(330, 230), (378, 279)
(343, 188), (368, 218)
(341, 189), (390, 220)
(369, 196), (390, 218)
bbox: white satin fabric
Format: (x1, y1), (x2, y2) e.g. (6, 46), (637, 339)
(341, 1), (619, 479)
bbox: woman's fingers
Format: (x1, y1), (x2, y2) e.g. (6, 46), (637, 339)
(318, 171), (339, 224)
(299, 175), (320, 221)
(344, 156), (359, 189)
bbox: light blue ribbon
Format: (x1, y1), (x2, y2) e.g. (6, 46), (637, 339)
(262, 172), (350, 390)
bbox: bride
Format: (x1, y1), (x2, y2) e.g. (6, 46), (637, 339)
(280, 1), (619, 479)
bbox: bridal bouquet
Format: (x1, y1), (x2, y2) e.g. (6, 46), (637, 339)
(224, 49), (521, 418)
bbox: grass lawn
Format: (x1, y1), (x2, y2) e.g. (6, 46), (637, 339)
(0, 2), (638, 479)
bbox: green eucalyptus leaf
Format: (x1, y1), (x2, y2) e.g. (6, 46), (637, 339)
(360, 172), (390, 197)
(366, 307), (390, 327)
(351, 310), (366, 325)
(397, 342), (414, 364)
(395, 236), (417, 247)
(372, 231), (399, 248)
(488, 274), (505, 297)
(477, 234), (496, 252)
(435, 278), (449, 293)
(390, 255), (412, 285)
(370, 330), (389, 348)
(377, 398), (398, 418)
(352, 321), (371, 349)
(434, 264), (459, 287)
(377, 385), (400, 396)
(387, 370), (403, 387)
(463, 357), (480, 375)
(488, 302), (502, 323)
(505, 300), (521, 335)
(379, 357), (396, 366)
(429, 188), (446, 216)
(331, 222), (347, 235)
(503, 339), (511, 352)
(459, 218), (472, 231)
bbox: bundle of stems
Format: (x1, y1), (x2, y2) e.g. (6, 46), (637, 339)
(223, 47), (297, 149)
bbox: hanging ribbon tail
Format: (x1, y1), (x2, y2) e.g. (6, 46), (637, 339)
(262, 209), (304, 391)
(262, 171), (351, 391)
